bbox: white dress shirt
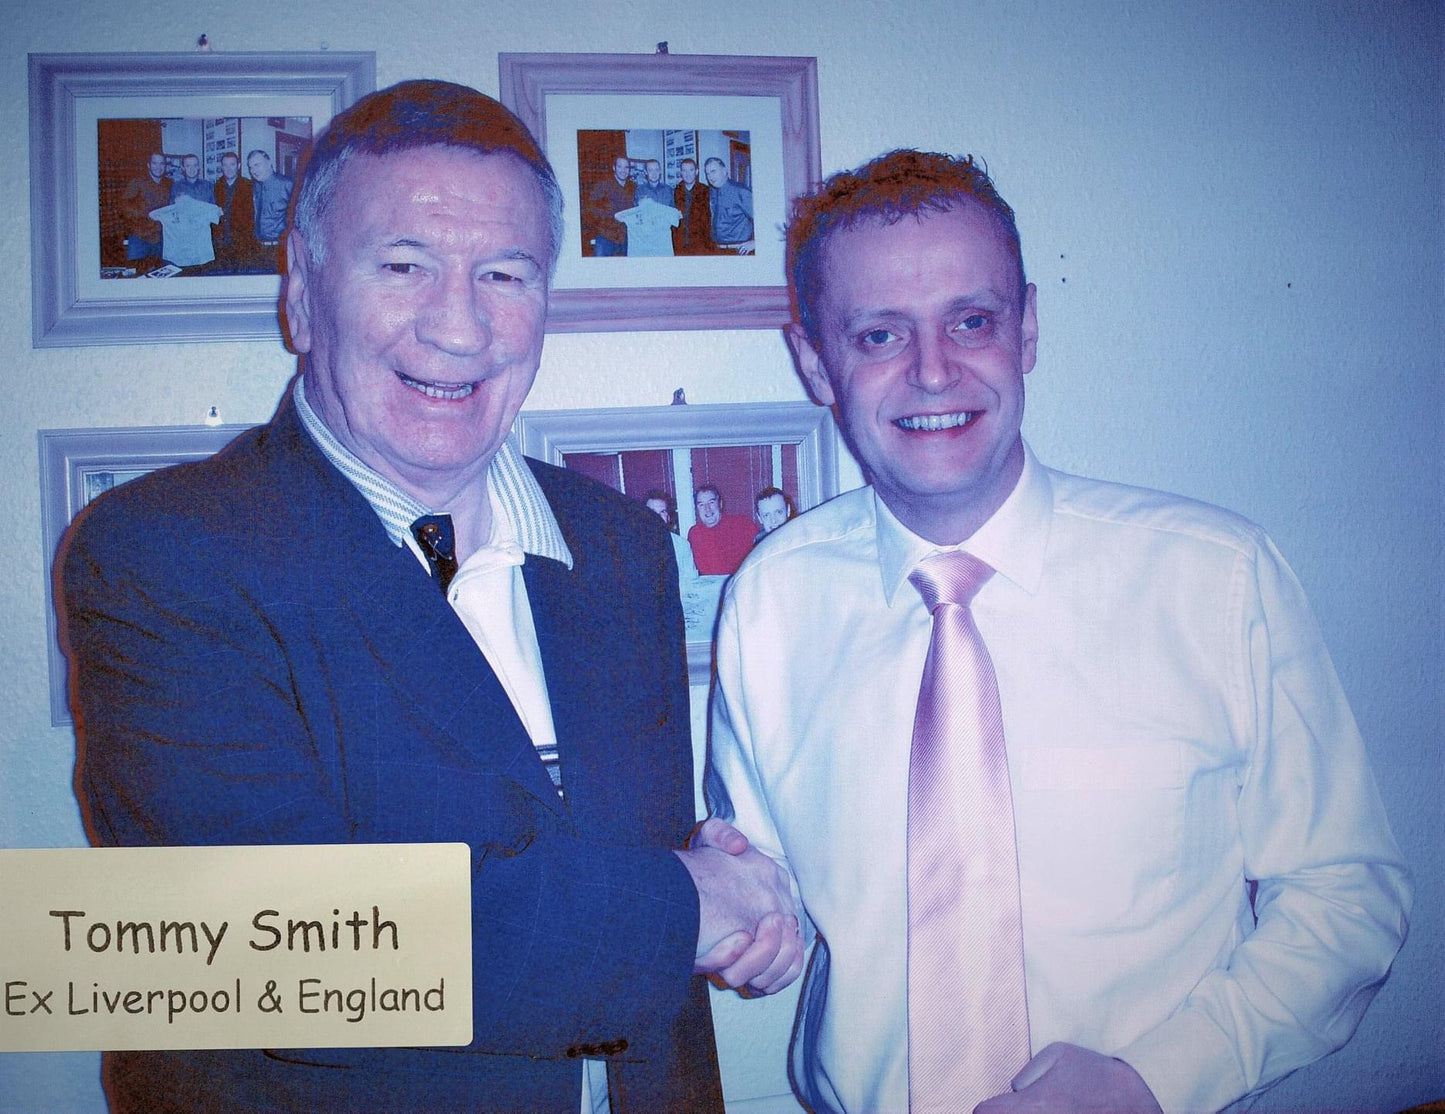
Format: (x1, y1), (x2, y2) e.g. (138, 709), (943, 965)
(708, 442), (1410, 1114)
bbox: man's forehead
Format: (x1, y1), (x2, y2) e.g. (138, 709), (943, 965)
(813, 202), (1023, 306)
(333, 147), (534, 204)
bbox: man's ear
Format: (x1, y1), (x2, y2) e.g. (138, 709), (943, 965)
(1020, 281), (1039, 375)
(786, 323), (836, 406)
(282, 229), (313, 355)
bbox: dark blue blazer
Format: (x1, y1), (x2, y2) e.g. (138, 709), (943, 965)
(60, 392), (723, 1113)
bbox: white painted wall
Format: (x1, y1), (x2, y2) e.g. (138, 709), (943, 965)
(3, 2), (1439, 1111)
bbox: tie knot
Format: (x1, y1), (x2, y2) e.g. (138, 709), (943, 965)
(909, 550), (994, 612)
(412, 514), (455, 559)
(411, 514), (458, 593)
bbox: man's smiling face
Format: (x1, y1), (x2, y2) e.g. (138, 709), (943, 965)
(284, 146), (551, 501)
(789, 201), (1036, 544)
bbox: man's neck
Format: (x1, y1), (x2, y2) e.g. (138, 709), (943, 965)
(435, 484), (493, 564)
(879, 442), (1025, 547)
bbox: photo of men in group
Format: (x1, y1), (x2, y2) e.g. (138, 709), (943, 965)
(577, 128), (754, 258)
(98, 116), (312, 278)
(560, 440), (797, 642)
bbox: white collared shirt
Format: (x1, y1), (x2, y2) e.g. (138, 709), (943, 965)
(709, 442), (1410, 1114)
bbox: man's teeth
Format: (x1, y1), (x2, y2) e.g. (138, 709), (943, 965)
(399, 373), (474, 400)
(896, 412), (973, 431)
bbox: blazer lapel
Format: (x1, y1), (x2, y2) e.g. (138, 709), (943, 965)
(275, 399), (561, 803)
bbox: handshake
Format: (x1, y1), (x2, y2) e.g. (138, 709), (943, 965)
(674, 819), (806, 995)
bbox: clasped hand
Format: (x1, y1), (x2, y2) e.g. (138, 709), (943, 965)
(974, 1043), (1162, 1114)
(674, 818), (805, 995)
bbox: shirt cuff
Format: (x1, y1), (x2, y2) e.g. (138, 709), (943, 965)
(1115, 1005), (1247, 1114)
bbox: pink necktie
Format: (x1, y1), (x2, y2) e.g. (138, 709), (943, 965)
(907, 551), (1029, 1113)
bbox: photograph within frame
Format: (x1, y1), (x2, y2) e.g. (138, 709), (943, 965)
(39, 424), (251, 727)
(576, 128), (755, 259)
(29, 51), (375, 348)
(514, 402), (840, 682)
(499, 52), (820, 333)
(97, 115), (313, 280)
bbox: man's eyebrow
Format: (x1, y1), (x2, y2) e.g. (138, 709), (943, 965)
(376, 240), (543, 269)
(494, 248), (544, 268)
(839, 290), (1013, 329)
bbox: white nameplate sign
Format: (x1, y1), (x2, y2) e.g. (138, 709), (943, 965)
(0, 844), (472, 1051)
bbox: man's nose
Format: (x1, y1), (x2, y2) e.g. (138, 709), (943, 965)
(416, 272), (491, 356)
(908, 327), (961, 393)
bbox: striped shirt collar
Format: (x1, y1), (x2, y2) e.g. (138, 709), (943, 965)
(294, 375), (573, 569)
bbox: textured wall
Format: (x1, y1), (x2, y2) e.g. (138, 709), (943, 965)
(2, 1), (1439, 1111)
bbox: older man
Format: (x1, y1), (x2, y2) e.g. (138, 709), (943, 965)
(704, 156), (754, 252)
(707, 150), (1410, 1114)
(687, 484), (755, 575)
(62, 80), (799, 1114)
(247, 148), (293, 270)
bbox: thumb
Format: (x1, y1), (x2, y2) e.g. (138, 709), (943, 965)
(691, 817), (751, 855)
(1010, 1042), (1064, 1091)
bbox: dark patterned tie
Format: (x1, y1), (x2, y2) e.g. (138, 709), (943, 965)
(906, 550), (1029, 1112)
(411, 514), (458, 594)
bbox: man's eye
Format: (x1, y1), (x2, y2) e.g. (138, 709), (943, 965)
(382, 262), (419, 275)
(958, 313), (989, 331)
(860, 328), (896, 347)
(482, 270), (521, 283)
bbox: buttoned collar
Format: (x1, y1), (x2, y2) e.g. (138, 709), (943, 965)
(876, 439), (1053, 606)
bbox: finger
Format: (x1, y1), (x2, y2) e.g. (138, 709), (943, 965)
(750, 938), (804, 995)
(690, 817), (751, 855)
(1010, 1041), (1064, 1091)
(761, 943), (807, 995)
(747, 916), (805, 994)
(972, 1091), (1020, 1114)
(693, 929), (753, 975)
(717, 912), (786, 988)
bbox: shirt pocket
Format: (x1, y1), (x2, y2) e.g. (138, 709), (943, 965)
(1016, 742), (1185, 932)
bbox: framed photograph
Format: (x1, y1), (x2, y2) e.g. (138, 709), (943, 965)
(39, 424), (250, 726)
(515, 401), (840, 681)
(499, 52), (820, 333)
(29, 51), (375, 348)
